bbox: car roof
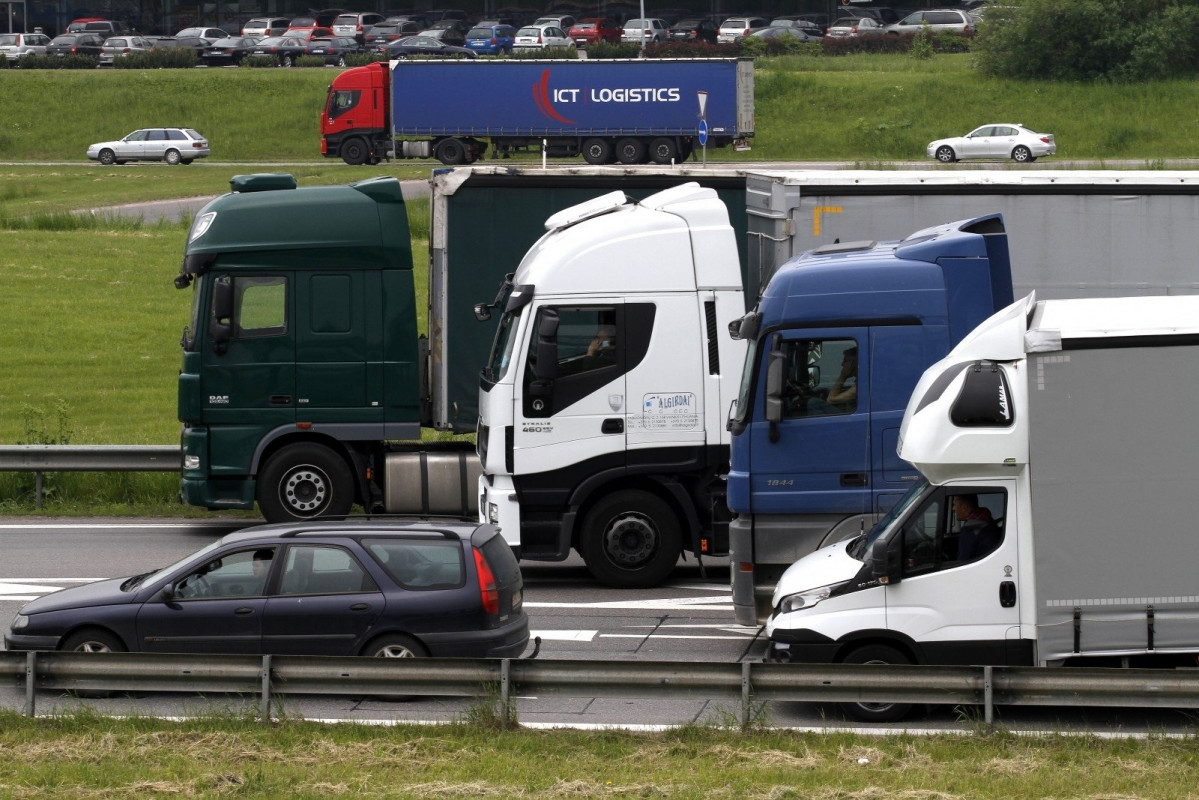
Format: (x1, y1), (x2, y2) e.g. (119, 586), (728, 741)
(218, 516), (487, 546)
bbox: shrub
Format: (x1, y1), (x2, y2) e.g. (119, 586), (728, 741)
(738, 35), (819, 58)
(17, 53), (99, 69)
(820, 34), (911, 56)
(508, 45), (579, 59)
(585, 41), (641, 59)
(240, 54), (277, 68)
(646, 40), (740, 58)
(0, 56), (9, 69)
(294, 55), (327, 68)
(346, 52), (384, 66)
(113, 48), (199, 69)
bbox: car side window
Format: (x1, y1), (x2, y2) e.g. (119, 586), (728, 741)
(148, 130), (167, 141)
(168, 130), (186, 141)
(174, 547), (276, 599)
(365, 539), (466, 589)
(126, 130), (148, 142)
(278, 545), (378, 595)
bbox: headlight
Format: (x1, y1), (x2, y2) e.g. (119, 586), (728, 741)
(488, 502), (500, 524)
(189, 211), (217, 242)
(777, 582), (844, 615)
(184, 454), (201, 470)
(11, 614), (29, 630)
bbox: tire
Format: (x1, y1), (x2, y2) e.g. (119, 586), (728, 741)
(62, 628), (125, 654)
(256, 442), (354, 522)
(838, 644), (915, 723)
(98, 148), (116, 166)
(181, 159), (194, 165)
(581, 137), (613, 165)
(615, 137), (647, 165)
(1012, 145), (1032, 163)
(164, 149), (181, 165)
(579, 490), (682, 588)
(649, 137), (678, 164)
(282, 54), (293, 67)
(341, 137), (370, 165)
(935, 145), (956, 164)
(435, 137), (467, 165)
(362, 633), (427, 700)
(336, 56), (346, 67)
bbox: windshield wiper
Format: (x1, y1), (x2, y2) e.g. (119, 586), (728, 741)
(121, 570), (157, 591)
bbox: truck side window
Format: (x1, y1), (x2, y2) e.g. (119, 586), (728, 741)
(780, 338), (858, 417)
(901, 489), (1006, 577)
(231, 275), (287, 338)
(328, 89), (360, 121)
(534, 307), (618, 378)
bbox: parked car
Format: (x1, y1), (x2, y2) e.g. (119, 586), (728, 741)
(927, 123), (1056, 163)
(514, 22), (575, 50)
(332, 12), (386, 40)
(86, 127), (209, 165)
(751, 25), (819, 43)
(364, 20), (422, 49)
(284, 26), (334, 42)
(620, 18), (667, 43)
(825, 16), (886, 37)
(98, 35), (154, 65)
(242, 17), (291, 37)
(0, 31), (52, 62)
(767, 16), (823, 37)
(424, 8), (469, 24)
(419, 25), (467, 46)
(666, 17), (718, 43)
(465, 24), (517, 54)
(247, 35), (310, 65)
(201, 36), (259, 66)
(156, 36), (211, 55)
(887, 8), (975, 34)
(386, 34), (476, 58)
(305, 35), (363, 64)
(175, 26), (227, 39)
(568, 17), (621, 45)
(66, 18), (133, 36)
(286, 16), (336, 39)
(383, 13), (431, 28)
(4, 518), (529, 660)
(533, 14), (574, 30)
(716, 16), (768, 43)
(45, 33), (105, 56)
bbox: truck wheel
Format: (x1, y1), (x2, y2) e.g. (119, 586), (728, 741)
(579, 490), (681, 588)
(341, 137), (370, 165)
(435, 138), (467, 165)
(615, 137), (647, 165)
(838, 644), (916, 723)
(98, 148), (116, 165)
(582, 138), (613, 165)
(649, 137), (677, 164)
(164, 149), (181, 165)
(257, 442), (354, 522)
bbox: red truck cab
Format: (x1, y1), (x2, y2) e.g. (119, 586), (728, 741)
(321, 62), (389, 164)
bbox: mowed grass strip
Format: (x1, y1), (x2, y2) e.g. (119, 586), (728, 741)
(0, 712), (1197, 798)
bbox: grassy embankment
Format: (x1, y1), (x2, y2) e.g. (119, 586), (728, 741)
(2, 55), (1198, 513)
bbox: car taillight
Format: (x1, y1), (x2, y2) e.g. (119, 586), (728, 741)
(1040, 136), (1051, 143)
(490, 37), (497, 44)
(473, 547), (499, 615)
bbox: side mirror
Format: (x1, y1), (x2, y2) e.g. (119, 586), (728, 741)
(473, 303), (492, 322)
(209, 279), (233, 350)
(533, 309), (559, 382)
(871, 537), (903, 585)
(160, 583), (176, 600)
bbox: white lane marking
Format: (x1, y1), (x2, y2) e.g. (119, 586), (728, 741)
(526, 596), (731, 611)
(0, 581), (70, 595)
(600, 633), (756, 640)
(670, 583), (734, 592)
(0, 523), (231, 530)
(530, 630), (597, 641)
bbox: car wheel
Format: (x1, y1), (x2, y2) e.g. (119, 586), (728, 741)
(935, 145), (956, 163)
(336, 56), (346, 67)
(164, 149), (181, 165)
(256, 442), (354, 522)
(649, 137), (678, 164)
(615, 137), (647, 165)
(435, 137), (467, 165)
(581, 137), (614, 165)
(365, 633), (428, 659)
(579, 490), (682, 588)
(838, 644), (916, 723)
(340, 137), (370, 165)
(98, 148), (116, 166)
(1012, 145), (1032, 163)
(63, 628), (125, 654)
(282, 54), (293, 66)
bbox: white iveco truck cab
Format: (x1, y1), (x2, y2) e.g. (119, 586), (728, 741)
(475, 184), (746, 587)
(766, 292), (1199, 721)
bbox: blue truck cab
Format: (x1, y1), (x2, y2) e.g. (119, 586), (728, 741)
(727, 215), (1013, 625)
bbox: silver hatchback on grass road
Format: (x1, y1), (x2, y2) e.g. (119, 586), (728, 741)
(87, 128), (210, 165)
(98, 35), (154, 65)
(927, 123), (1056, 163)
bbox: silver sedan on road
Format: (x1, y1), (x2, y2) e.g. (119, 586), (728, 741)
(927, 123), (1056, 164)
(86, 128), (210, 165)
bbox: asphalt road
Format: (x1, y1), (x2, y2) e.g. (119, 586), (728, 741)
(2, 519), (1196, 734)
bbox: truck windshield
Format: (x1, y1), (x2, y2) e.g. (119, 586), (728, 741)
(729, 336), (759, 431)
(181, 274), (204, 352)
(848, 479), (930, 562)
(484, 309), (522, 383)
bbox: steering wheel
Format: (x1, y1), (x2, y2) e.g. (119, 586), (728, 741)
(190, 574), (212, 598)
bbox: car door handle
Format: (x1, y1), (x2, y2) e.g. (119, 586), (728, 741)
(350, 603), (371, 611)
(840, 473), (868, 487)
(601, 418), (624, 434)
(269, 395), (292, 406)
(234, 607), (255, 615)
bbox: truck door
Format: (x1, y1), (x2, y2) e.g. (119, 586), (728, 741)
(624, 295), (704, 454)
(294, 270), (378, 424)
(883, 482), (1023, 665)
(514, 302), (645, 476)
(747, 329), (870, 522)
(201, 273), (296, 440)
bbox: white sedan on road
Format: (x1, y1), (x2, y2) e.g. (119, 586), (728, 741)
(927, 123), (1056, 163)
(87, 128), (210, 166)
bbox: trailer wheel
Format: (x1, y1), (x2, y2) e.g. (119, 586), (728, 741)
(582, 137), (613, 165)
(649, 137), (677, 164)
(615, 137), (647, 165)
(257, 442), (354, 522)
(579, 490), (681, 588)
(435, 138), (467, 165)
(341, 137), (370, 165)
(838, 645), (916, 723)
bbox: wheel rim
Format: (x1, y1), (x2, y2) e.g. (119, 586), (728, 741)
(376, 644), (416, 658)
(602, 511), (659, 568)
(279, 464), (329, 515)
(1014, 147), (1030, 162)
(937, 147), (953, 162)
(99, 150), (114, 165)
(74, 640), (113, 654)
(853, 655), (903, 715)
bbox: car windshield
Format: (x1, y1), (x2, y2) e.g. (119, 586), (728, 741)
(466, 27), (492, 37)
(847, 479), (930, 562)
(517, 27), (540, 35)
(0, 35), (17, 45)
(127, 538), (224, 590)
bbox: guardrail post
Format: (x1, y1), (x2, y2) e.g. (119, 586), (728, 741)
(25, 651), (36, 717)
(35, 471), (43, 509)
(260, 655), (272, 722)
(741, 661), (752, 730)
(984, 665), (994, 727)
(501, 659), (512, 722)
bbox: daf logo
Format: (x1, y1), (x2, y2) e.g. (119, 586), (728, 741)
(208, 395), (230, 405)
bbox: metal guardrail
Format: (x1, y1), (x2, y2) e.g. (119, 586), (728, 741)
(0, 445), (180, 508)
(6, 651), (1199, 727)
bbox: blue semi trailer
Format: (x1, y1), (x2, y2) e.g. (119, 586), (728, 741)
(321, 58), (754, 166)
